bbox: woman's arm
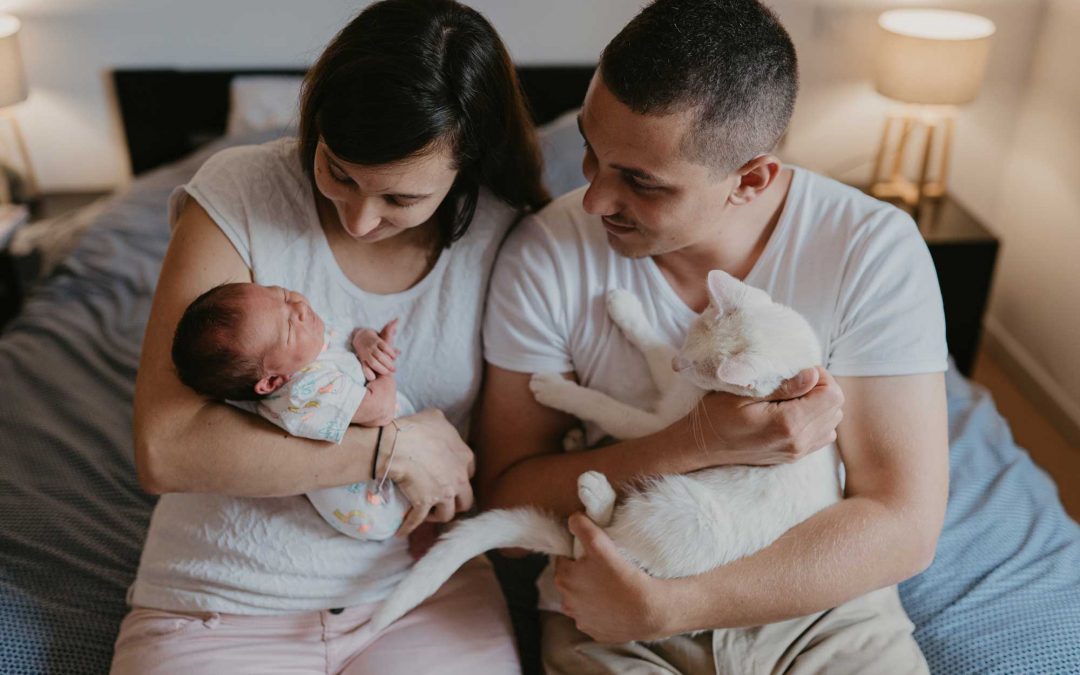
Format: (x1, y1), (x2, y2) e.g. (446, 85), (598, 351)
(133, 200), (387, 496)
(136, 200), (475, 522)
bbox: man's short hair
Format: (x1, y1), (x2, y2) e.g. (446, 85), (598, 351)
(172, 283), (265, 401)
(600, 0), (798, 173)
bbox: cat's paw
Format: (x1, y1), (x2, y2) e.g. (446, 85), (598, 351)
(607, 289), (647, 328)
(562, 427), (586, 452)
(529, 372), (572, 409)
(578, 470), (616, 526)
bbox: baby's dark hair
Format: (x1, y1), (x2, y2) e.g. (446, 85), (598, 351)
(172, 283), (266, 401)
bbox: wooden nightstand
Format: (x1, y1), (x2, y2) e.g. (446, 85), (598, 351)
(0, 191), (112, 331)
(900, 196), (999, 377)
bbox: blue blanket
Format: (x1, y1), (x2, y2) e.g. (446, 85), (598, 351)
(1, 133), (1078, 673)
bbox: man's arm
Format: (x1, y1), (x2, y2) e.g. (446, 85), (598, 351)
(475, 363), (843, 516)
(552, 372), (948, 641)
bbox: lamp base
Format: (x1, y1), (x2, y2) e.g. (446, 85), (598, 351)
(0, 110), (37, 205)
(869, 105), (954, 208)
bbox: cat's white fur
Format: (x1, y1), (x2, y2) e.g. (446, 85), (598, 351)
(368, 270), (840, 633)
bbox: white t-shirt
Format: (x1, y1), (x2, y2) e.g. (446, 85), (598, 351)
(130, 138), (518, 614)
(483, 167), (948, 609)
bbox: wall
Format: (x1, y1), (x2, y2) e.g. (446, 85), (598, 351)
(979, 0), (1080, 441)
(0, 0), (641, 190)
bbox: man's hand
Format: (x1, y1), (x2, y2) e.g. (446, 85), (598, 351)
(692, 366), (844, 467)
(352, 319), (401, 381)
(553, 513), (675, 643)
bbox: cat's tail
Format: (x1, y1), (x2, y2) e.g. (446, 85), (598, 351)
(368, 508), (571, 633)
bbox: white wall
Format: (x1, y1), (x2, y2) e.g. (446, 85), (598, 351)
(980, 0), (1080, 437)
(0, 0), (643, 190)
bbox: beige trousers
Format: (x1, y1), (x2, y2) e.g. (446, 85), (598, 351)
(542, 586), (928, 675)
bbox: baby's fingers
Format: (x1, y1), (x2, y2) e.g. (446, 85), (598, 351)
(365, 358), (391, 376)
(373, 349), (397, 373)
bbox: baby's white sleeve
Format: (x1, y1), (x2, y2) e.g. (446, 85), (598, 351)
(256, 353), (368, 443)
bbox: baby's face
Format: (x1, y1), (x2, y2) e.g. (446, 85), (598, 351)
(235, 284), (326, 380)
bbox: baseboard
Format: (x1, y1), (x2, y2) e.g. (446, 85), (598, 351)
(982, 317), (1080, 447)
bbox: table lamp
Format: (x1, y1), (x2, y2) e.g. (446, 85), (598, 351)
(869, 9), (995, 207)
(0, 13), (34, 203)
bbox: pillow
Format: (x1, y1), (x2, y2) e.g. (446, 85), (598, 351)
(225, 76), (304, 137)
(537, 109), (588, 199)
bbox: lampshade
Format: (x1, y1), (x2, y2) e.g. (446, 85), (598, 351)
(874, 9), (995, 106)
(0, 14), (27, 109)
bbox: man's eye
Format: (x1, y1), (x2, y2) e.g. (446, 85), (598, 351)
(629, 177), (661, 193)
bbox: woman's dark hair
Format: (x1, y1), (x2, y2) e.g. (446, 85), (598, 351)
(299, 0), (549, 246)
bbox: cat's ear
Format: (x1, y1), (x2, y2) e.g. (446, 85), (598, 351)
(716, 356), (758, 389)
(706, 270), (746, 315)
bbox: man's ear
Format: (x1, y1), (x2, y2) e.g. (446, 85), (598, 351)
(254, 374), (287, 396)
(729, 154), (781, 206)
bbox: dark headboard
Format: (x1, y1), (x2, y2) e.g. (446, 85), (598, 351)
(112, 66), (595, 176)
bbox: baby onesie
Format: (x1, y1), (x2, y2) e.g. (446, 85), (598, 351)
(241, 326), (412, 541)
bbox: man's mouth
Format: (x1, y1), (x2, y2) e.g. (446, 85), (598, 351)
(602, 216), (636, 235)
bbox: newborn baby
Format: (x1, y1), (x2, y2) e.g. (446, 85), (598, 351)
(171, 282), (409, 541)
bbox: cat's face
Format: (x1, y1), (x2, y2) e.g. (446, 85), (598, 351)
(673, 270), (815, 398)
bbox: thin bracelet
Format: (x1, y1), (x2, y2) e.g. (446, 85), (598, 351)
(375, 420), (413, 494)
(371, 425), (385, 481)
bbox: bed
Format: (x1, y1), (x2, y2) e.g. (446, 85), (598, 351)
(1, 67), (1078, 674)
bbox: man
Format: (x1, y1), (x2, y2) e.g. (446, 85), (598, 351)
(477, 0), (948, 672)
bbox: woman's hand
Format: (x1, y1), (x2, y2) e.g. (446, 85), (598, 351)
(376, 408), (475, 536)
(689, 366), (844, 467)
(554, 514), (676, 643)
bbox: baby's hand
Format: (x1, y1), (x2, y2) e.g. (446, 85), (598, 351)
(352, 319), (401, 381)
(353, 374), (398, 427)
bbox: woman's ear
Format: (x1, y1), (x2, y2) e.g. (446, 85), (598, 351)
(254, 374), (287, 396)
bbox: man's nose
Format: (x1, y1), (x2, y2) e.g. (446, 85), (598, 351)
(581, 172), (619, 216)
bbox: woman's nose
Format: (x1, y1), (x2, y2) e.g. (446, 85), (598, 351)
(340, 199), (383, 237)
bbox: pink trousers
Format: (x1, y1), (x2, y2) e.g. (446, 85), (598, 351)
(110, 558), (521, 674)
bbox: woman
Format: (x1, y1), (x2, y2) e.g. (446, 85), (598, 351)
(111, 1), (546, 672)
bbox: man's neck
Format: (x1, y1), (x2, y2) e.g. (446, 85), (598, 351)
(653, 167), (793, 313)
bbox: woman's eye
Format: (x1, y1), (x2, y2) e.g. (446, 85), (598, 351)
(328, 166), (353, 186)
(384, 195), (417, 208)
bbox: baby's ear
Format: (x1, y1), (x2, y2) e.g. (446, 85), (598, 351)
(254, 374), (287, 396)
(716, 356), (758, 389)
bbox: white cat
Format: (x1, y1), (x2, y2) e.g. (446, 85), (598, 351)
(368, 269), (841, 633)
